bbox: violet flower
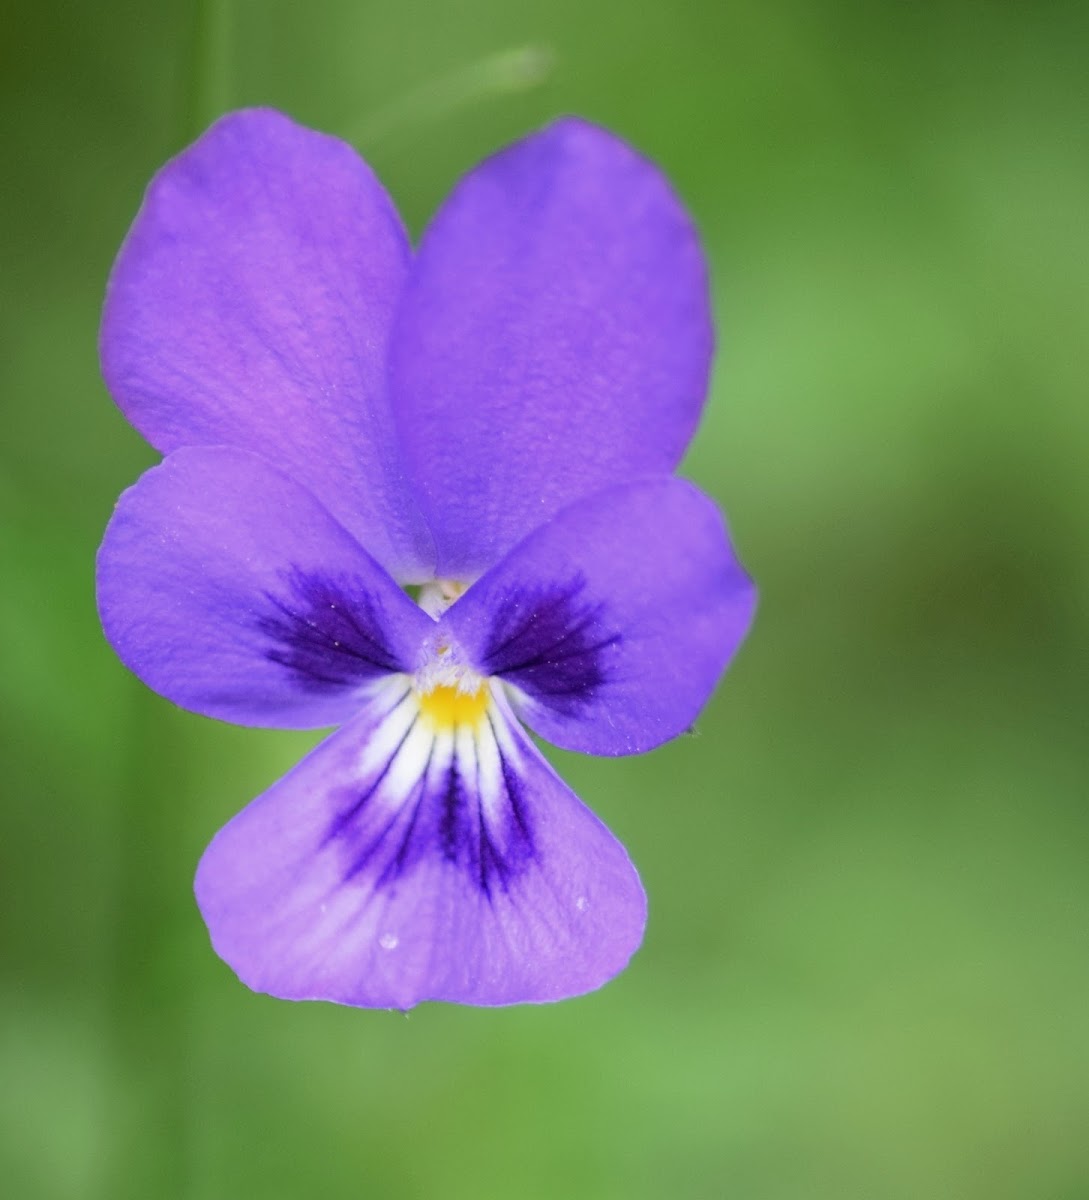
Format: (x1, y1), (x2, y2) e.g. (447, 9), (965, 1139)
(97, 109), (755, 1009)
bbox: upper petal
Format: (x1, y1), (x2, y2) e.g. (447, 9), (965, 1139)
(389, 118), (715, 577)
(97, 446), (435, 729)
(195, 680), (646, 1008)
(101, 108), (433, 580)
(442, 477), (755, 755)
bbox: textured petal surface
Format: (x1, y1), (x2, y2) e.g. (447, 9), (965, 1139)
(442, 478), (755, 755)
(97, 447), (434, 728)
(389, 117), (714, 577)
(195, 681), (647, 1008)
(101, 108), (432, 579)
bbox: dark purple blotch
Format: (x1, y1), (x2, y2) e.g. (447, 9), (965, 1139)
(476, 575), (621, 715)
(257, 567), (402, 692)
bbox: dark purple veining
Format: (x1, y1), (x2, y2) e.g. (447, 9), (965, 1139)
(332, 717), (535, 899)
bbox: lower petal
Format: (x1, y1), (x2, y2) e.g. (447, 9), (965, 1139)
(194, 680), (646, 1008)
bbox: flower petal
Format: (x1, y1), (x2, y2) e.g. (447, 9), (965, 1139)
(442, 477), (755, 755)
(97, 446), (434, 729)
(101, 108), (433, 580)
(195, 680), (646, 1008)
(389, 118), (714, 577)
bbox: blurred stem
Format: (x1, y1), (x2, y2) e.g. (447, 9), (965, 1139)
(106, 8), (233, 1194)
(346, 44), (555, 147)
(183, 0), (233, 140)
(108, 692), (192, 1200)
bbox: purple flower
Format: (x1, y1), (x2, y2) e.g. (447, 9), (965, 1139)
(97, 109), (755, 1009)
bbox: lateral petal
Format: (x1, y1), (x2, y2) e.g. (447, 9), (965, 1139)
(97, 447), (434, 729)
(195, 682), (646, 1008)
(442, 477), (756, 755)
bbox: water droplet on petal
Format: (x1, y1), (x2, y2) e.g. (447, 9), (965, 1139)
(379, 932), (399, 951)
(575, 896), (588, 913)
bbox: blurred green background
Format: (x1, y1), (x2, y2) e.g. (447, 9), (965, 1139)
(3, 1), (1088, 1197)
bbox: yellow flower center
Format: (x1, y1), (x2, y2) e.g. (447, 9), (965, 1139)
(416, 682), (491, 731)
